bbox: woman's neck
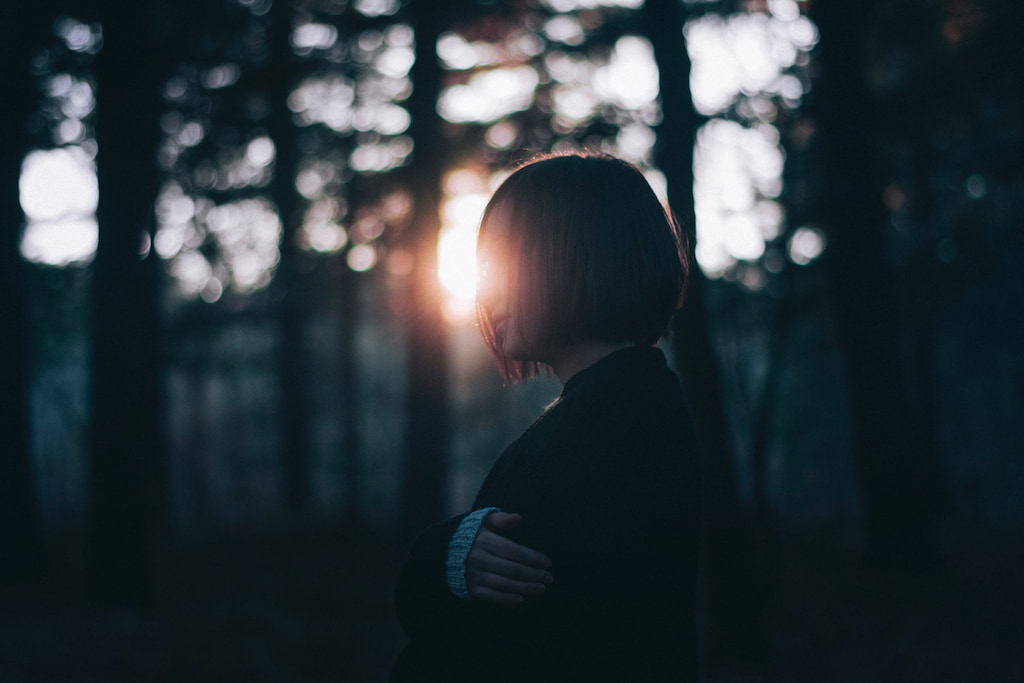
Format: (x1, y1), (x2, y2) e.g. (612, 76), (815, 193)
(547, 340), (638, 386)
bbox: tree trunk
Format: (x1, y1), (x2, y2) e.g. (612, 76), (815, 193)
(642, 0), (766, 668)
(267, 0), (311, 512)
(89, 0), (167, 610)
(808, 0), (946, 582)
(338, 267), (362, 526)
(0, 2), (47, 606)
(400, 0), (451, 544)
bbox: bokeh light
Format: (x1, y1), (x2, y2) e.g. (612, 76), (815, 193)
(437, 66), (540, 124)
(787, 226), (827, 265)
(685, 2), (819, 282)
(202, 63), (241, 90)
(353, 0), (399, 18)
(291, 22), (339, 52)
(685, 5), (818, 117)
(540, 0), (643, 10)
(544, 15), (586, 46)
(693, 119), (784, 276)
(158, 188), (283, 298)
(593, 36), (659, 111)
(347, 243), (378, 272)
(19, 147), (99, 266)
(54, 16), (102, 54)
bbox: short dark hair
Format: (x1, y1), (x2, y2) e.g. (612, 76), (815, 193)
(476, 152), (689, 382)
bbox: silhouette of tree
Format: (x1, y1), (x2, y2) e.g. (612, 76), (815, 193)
(400, 0), (454, 542)
(88, 0), (168, 609)
(0, 1), (48, 606)
(266, 0), (312, 511)
(808, 0), (947, 581)
(643, 0), (766, 668)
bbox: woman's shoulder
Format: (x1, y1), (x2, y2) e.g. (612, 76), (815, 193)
(558, 347), (686, 419)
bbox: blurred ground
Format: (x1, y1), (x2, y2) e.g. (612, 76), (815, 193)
(0, 522), (405, 682)
(0, 523), (1019, 682)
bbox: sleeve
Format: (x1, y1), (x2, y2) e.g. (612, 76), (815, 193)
(394, 515), (465, 638)
(393, 507), (499, 638)
(446, 506), (501, 599)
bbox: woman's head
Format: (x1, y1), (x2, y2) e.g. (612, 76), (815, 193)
(476, 153), (689, 382)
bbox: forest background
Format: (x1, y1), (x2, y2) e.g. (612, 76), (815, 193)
(1, 0), (1021, 680)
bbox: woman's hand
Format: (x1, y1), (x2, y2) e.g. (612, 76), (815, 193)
(465, 512), (553, 605)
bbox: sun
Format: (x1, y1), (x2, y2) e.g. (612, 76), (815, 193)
(437, 190), (488, 323)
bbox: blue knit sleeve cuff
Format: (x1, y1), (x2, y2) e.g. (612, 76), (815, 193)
(446, 506), (501, 600)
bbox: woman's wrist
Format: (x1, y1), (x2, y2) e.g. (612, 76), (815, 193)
(446, 506), (501, 599)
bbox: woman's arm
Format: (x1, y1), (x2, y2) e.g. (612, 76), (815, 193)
(394, 515), (467, 638)
(394, 511), (554, 638)
(464, 511), (553, 605)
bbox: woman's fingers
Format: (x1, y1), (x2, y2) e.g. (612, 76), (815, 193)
(470, 585), (525, 606)
(482, 511), (521, 532)
(466, 565), (548, 602)
(467, 511), (554, 605)
(470, 549), (553, 584)
(468, 568), (548, 597)
(476, 529), (552, 570)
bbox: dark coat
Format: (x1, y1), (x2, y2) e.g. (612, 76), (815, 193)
(392, 346), (700, 682)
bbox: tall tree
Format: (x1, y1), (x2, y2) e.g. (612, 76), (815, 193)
(400, 0), (453, 542)
(642, 0), (767, 667)
(88, 0), (167, 609)
(0, 2), (47, 605)
(808, 0), (946, 581)
(266, 0), (312, 512)
(338, 265), (362, 526)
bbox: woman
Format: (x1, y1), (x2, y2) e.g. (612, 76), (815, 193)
(391, 153), (700, 682)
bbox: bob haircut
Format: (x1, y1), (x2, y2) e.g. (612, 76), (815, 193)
(476, 152), (689, 382)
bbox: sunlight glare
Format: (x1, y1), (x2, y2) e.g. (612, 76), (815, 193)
(438, 169), (489, 324)
(438, 193), (487, 303)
